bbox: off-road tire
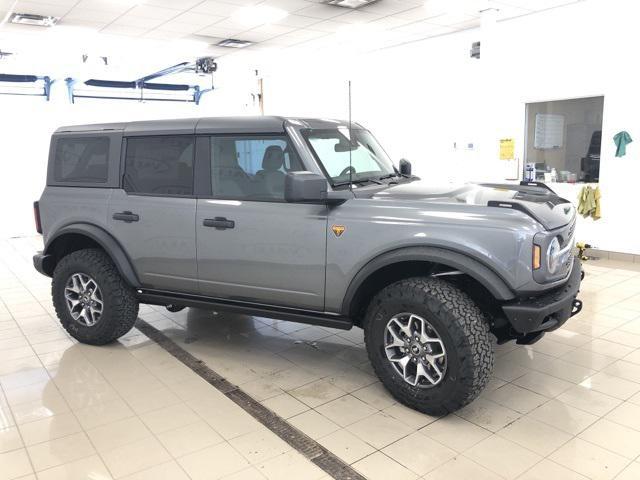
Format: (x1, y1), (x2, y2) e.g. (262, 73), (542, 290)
(52, 248), (139, 345)
(364, 277), (493, 415)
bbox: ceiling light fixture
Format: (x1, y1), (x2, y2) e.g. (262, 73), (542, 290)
(231, 6), (288, 27)
(217, 39), (253, 48)
(10, 13), (59, 27)
(324, 0), (379, 9)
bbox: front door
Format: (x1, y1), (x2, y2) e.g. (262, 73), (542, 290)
(108, 135), (197, 292)
(196, 134), (327, 310)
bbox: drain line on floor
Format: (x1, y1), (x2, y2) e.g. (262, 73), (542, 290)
(135, 319), (366, 480)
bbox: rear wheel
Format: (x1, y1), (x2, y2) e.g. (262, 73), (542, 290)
(364, 277), (493, 415)
(52, 249), (139, 345)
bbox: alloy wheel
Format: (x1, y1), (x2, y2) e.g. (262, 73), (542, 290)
(64, 273), (103, 327)
(384, 313), (447, 387)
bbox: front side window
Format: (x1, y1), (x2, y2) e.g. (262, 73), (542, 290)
(124, 136), (194, 195)
(302, 128), (396, 186)
(210, 135), (303, 200)
(53, 137), (109, 183)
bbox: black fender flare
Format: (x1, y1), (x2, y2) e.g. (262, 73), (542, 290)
(44, 223), (141, 288)
(340, 246), (516, 316)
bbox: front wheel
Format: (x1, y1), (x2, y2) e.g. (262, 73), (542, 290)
(52, 248), (139, 345)
(364, 277), (494, 415)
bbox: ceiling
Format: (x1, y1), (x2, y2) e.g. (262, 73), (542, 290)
(0, 0), (582, 57)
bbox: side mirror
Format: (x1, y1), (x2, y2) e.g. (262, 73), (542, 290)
(285, 172), (328, 203)
(399, 159), (412, 176)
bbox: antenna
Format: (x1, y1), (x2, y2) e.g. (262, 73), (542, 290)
(348, 80), (353, 191)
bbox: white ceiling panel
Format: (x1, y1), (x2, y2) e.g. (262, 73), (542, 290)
(63, 8), (123, 23)
(496, 0), (577, 10)
(125, 5), (182, 20)
(143, 29), (188, 41)
(332, 10), (382, 24)
(111, 15), (166, 30)
(196, 23), (246, 37)
(74, 0), (136, 13)
(359, 0), (423, 15)
(100, 24), (148, 36)
(190, 1), (244, 17)
(428, 12), (479, 27)
(170, 11), (225, 27)
(140, 0), (202, 9)
(391, 5), (443, 22)
(12, 1), (70, 16)
(161, 20), (217, 34)
(272, 13), (322, 28)
(294, 4), (350, 20)
(241, 22), (297, 39)
(309, 19), (351, 32)
(368, 15), (415, 30)
(259, 0), (312, 12)
(0, 0), (584, 59)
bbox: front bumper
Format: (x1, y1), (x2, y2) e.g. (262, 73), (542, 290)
(502, 257), (583, 336)
(33, 252), (53, 277)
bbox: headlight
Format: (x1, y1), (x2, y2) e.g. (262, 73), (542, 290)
(547, 237), (561, 274)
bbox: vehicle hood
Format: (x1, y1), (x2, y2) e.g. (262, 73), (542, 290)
(369, 180), (574, 230)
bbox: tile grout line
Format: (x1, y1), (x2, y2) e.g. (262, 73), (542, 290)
(135, 318), (367, 480)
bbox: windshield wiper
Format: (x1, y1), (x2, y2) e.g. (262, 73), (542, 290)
(377, 173), (399, 181)
(333, 178), (383, 187)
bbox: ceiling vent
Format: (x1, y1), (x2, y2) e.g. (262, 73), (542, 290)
(10, 13), (58, 27)
(217, 39), (253, 48)
(324, 0), (379, 9)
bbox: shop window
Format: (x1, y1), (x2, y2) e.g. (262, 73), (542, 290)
(525, 96), (603, 183)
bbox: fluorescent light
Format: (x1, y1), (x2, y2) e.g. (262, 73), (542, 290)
(10, 13), (58, 27)
(325, 0), (379, 8)
(231, 6), (288, 27)
(217, 38), (253, 48)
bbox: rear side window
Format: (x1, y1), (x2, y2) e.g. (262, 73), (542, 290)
(123, 136), (194, 196)
(54, 137), (109, 183)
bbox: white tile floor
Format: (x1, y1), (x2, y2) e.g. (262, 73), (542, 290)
(1, 236), (640, 480)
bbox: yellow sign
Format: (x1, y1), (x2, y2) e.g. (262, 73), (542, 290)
(500, 138), (515, 160)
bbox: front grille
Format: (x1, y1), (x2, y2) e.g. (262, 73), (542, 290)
(560, 218), (576, 249)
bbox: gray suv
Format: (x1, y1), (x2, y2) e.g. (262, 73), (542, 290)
(33, 116), (583, 414)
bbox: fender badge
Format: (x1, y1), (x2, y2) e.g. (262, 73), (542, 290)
(331, 225), (346, 237)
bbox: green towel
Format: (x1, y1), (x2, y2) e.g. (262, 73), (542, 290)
(613, 131), (633, 157)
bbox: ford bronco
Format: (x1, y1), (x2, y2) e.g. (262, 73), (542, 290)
(33, 116), (583, 414)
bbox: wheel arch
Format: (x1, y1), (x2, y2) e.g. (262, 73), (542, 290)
(43, 223), (141, 288)
(341, 246), (515, 325)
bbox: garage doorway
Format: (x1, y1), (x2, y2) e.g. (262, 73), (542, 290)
(524, 96), (604, 183)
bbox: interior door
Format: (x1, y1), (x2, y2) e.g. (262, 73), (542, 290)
(195, 134), (327, 310)
(108, 135), (197, 292)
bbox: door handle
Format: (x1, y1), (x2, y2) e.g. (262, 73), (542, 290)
(203, 217), (235, 230)
(113, 211), (139, 223)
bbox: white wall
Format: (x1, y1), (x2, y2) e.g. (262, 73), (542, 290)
(260, 0), (640, 254)
(0, 59), (259, 238)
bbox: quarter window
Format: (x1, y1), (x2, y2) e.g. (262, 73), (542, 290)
(124, 136), (194, 196)
(210, 136), (303, 200)
(53, 137), (109, 183)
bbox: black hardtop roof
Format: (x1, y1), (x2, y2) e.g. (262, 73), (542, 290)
(54, 116), (360, 136)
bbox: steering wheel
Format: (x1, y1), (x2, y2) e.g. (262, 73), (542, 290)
(339, 166), (356, 177)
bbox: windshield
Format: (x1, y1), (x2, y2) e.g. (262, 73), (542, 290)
(302, 128), (396, 185)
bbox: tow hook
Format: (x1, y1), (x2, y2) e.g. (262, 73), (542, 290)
(571, 299), (583, 317)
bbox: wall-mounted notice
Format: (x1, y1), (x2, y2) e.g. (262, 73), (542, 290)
(500, 138), (515, 160)
(534, 113), (564, 149)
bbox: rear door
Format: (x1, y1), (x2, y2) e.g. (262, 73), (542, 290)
(195, 134), (328, 310)
(108, 135), (197, 292)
